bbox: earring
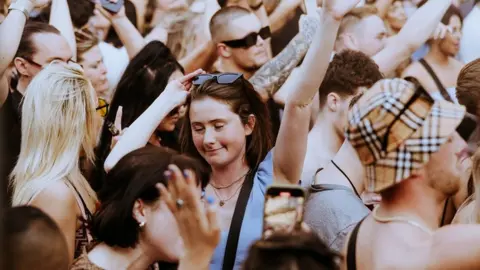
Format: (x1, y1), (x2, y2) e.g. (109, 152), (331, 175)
(139, 221), (146, 228)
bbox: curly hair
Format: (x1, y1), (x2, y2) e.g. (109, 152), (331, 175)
(318, 50), (383, 108)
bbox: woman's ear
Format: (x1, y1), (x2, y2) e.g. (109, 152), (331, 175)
(132, 199), (147, 225)
(244, 114), (256, 136)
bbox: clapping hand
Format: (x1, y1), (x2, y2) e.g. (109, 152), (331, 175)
(158, 165), (220, 269)
(431, 23), (453, 40)
(322, 0), (360, 20)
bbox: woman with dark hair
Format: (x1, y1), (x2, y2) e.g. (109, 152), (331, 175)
(105, 1), (359, 268)
(242, 231), (339, 270)
(71, 146), (215, 269)
(93, 41), (185, 191)
(402, 3), (464, 102)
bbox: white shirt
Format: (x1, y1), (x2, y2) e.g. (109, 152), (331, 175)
(459, 5), (480, 64)
(98, 42), (130, 94)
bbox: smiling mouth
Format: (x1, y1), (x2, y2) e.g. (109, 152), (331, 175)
(205, 148), (223, 153)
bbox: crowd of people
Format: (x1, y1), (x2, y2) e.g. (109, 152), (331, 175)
(0, 0), (480, 269)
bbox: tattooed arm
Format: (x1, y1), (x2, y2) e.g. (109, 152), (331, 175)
(249, 13), (319, 102)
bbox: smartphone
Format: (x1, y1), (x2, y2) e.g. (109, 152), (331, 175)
(262, 185), (306, 238)
(100, 0), (124, 14)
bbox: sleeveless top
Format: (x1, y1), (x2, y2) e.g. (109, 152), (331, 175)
(418, 59), (457, 103)
(28, 182), (93, 259)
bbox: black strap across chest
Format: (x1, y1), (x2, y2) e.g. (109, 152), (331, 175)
(418, 59), (452, 102)
(346, 218), (365, 270)
(222, 169), (256, 270)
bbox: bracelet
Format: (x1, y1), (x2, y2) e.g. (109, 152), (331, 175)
(250, 1), (263, 10)
(8, 0), (34, 20)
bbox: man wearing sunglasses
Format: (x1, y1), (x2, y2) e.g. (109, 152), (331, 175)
(209, 5), (320, 102)
(210, 6), (270, 79)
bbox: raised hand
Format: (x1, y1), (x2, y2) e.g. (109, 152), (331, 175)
(162, 69), (204, 107)
(322, 0), (360, 20)
(31, 0), (51, 9)
(431, 23), (452, 40)
(109, 106), (128, 150)
(159, 165), (220, 267)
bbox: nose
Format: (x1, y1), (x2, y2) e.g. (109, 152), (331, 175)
(203, 127), (216, 146)
(256, 34), (265, 46)
(100, 62), (107, 75)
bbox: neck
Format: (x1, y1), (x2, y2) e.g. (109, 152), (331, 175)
(210, 154), (250, 187)
(311, 113), (343, 154)
(92, 242), (156, 270)
(378, 175), (447, 230)
(16, 76), (30, 95)
(217, 59), (255, 79)
(426, 44), (450, 64)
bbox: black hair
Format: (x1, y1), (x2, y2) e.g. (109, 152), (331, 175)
(90, 146), (209, 248)
(105, 0), (138, 48)
(32, 0), (95, 28)
(92, 41), (184, 192)
(4, 206), (69, 270)
(243, 231), (340, 270)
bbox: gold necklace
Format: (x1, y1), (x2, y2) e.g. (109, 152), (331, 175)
(372, 206), (434, 235)
(210, 171), (249, 189)
(211, 180), (245, 207)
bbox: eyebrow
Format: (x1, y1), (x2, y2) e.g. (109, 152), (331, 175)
(192, 119), (227, 125)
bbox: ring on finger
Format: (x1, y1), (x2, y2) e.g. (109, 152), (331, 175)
(176, 199), (184, 209)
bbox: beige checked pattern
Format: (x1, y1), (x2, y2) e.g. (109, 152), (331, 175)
(346, 79), (465, 192)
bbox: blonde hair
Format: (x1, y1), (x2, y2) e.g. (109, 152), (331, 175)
(75, 28), (100, 63)
(11, 62), (98, 213)
(454, 149), (480, 224)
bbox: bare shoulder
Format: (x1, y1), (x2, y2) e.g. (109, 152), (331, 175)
(30, 181), (79, 216)
(427, 225), (480, 269)
(401, 61), (424, 78)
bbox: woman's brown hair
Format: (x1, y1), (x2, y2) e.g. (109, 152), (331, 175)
(243, 231), (340, 270)
(75, 28), (100, 63)
(180, 77), (273, 171)
(457, 59), (480, 117)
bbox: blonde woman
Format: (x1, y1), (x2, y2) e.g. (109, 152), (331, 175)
(453, 149), (480, 224)
(11, 61), (99, 263)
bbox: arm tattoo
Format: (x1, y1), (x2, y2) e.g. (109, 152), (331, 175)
(249, 14), (319, 98)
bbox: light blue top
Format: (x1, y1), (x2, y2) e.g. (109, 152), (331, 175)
(209, 150), (274, 270)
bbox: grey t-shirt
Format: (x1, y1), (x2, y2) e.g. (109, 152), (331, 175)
(304, 184), (370, 253)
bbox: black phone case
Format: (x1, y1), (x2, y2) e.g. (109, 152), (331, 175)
(100, 0), (124, 13)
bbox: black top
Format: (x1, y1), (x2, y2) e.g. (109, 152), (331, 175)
(0, 83), (23, 207)
(270, 7), (303, 57)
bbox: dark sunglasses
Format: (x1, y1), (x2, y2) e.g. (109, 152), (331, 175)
(222, 26), (271, 49)
(192, 73), (243, 86)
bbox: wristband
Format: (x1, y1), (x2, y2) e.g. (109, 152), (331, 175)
(8, 0), (34, 20)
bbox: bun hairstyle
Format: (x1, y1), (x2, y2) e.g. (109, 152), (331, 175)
(90, 146), (209, 248)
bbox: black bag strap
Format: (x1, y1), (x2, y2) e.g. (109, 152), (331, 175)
(346, 218), (365, 270)
(222, 169), (256, 270)
(418, 59), (452, 102)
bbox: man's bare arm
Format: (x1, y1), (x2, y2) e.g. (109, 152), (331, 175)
(50, 0), (76, 61)
(249, 14), (319, 102)
(373, 0), (451, 75)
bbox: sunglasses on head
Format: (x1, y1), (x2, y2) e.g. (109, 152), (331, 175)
(222, 26), (271, 49)
(192, 73), (243, 86)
